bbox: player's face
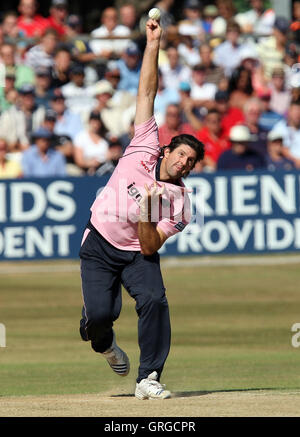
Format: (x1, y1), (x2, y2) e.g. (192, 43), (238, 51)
(164, 144), (197, 180)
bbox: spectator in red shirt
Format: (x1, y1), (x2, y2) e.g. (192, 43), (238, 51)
(197, 108), (230, 170)
(214, 90), (245, 137)
(158, 103), (197, 146)
(45, 0), (69, 37)
(17, 0), (48, 38)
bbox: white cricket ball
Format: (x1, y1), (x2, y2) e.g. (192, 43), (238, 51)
(148, 8), (161, 21)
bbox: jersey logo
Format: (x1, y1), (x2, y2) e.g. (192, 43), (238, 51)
(141, 161), (151, 173)
(127, 182), (142, 203)
(174, 221), (186, 232)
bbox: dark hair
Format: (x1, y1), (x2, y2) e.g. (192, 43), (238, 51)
(89, 111), (107, 137)
(228, 66), (253, 96)
(162, 134), (205, 165)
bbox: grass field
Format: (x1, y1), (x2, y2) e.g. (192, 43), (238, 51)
(1, 256), (300, 416)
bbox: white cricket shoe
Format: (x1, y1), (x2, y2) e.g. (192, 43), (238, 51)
(135, 371), (171, 400)
(102, 331), (130, 376)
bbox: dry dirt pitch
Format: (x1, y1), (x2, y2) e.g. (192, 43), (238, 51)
(1, 390), (300, 417)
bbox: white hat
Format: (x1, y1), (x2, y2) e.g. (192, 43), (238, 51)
(267, 130), (283, 142)
(93, 80), (115, 97)
(240, 46), (258, 62)
(229, 125), (251, 142)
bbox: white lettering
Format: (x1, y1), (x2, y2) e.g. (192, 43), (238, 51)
(232, 175), (259, 215)
(46, 181), (76, 221)
(0, 184), (6, 221)
(261, 175), (296, 215)
(201, 220), (230, 252)
(267, 219), (294, 250)
(10, 183), (46, 222)
(227, 220), (253, 250)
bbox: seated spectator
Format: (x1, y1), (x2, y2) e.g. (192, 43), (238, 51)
(198, 43), (225, 87)
(228, 65), (254, 110)
(119, 3), (139, 32)
(0, 83), (45, 151)
(90, 7), (130, 60)
(73, 111), (111, 175)
(61, 64), (95, 121)
(269, 67), (291, 116)
(154, 69), (180, 126)
(117, 42), (142, 96)
(0, 43), (35, 89)
(197, 108), (230, 170)
(258, 88), (284, 132)
(264, 130), (295, 171)
(290, 0), (300, 45)
(50, 89), (84, 141)
(177, 35), (201, 68)
(217, 125), (265, 170)
(213, 19), (249, 77)
(45, 0), (69, 37)
(256, 16), (290, 80)
(17, 0), (48, 38)
(234, 0), (275, 36)
(158, 103), (197, 146)
(49, 46), (72, 89)
(243, 97), (268, 157)
(0, 138), (22, 178)
(202, 5), (219, 33)
(160, 45), (191, 92)
(177, 0), (204, 39)
(34, 66), (53, 109)
(190, 63), (217, 109)
(214, 90), (245, 137)
(177, 81), (203, 131)
(22, 127), (66, 177)
(2, 11), (25, 49)
(272, 100), (300, 168)
(211, 0), (236, 36)
(24, 28), (59, 72)
(0, 67), (18, 114)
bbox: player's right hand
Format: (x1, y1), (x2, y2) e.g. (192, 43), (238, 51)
(146, 19), (162, 43)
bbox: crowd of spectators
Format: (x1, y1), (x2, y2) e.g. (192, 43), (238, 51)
(0, 0), (300, 179)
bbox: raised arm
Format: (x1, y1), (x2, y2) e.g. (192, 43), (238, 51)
(134, 18), (162, 126)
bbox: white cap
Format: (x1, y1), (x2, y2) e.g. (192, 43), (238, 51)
(229, 125), (251, 142)
(267, 130), (283, 142)
(240, 46), (258, 62)
(93, 80), (115, 97)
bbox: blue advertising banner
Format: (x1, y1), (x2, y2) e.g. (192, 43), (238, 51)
(0, 170), (300, 260)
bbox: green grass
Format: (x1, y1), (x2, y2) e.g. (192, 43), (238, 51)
(1, 260), (300, 396)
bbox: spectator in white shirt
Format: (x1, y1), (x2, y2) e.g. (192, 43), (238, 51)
(190, 63), (217, 109)
(24, 28), (58, 72)
(160, 45), (191, 91)
(235, 0), (275, 36)
(90, 7), (130, 60)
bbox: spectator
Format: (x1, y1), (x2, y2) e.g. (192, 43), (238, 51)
(24, 28), (59, 72)
(50, 89), (84, 141)
(0, 67), (18, 114)
(243, 97), (268, 157)
(177, 81), (203, 130)
(213, 19), (249, 77)
(160, 45), (191, 91)
(117, 42), (142, 95)
(0, 138), (22, 178)
(177, 0), (204, 39)
(228, 65), (254, 110)
(256, 16), (290, 80)
(73, 111), (111, 175)
(291, 0), (300, 45)
(202, 5), (219, 34)
(45, 0), (69, 37)
(214, 90), (245, 137)
(257, 88), (284, 132)
(217, 124), (265, 170)
(264, 129), (295, 171)
(90, 7), (130, 59)
(61, 64), (95, 120)
(177, 35), (201, 68)
(272, 100), (300, 168)
(158, 103), (196, 146)
(22, 126), (66, 177)
(198, 43), (226, 87)
(2, 11), (24, 40)
(49, 46), (72, 89)
(154, 69), (180, 125)
(42, 108), (73, 161)
(0, 43), (35, 89)
(34, 66), (53, 109)
(190, 63), (217, 109)
(269, 67), (291, 116)
(197, 108), (230, 169)
(104, 61), (136, 110)
(17, 0), (48, 38)
(119, 3), (139, 32)
(0, 83), (45, 151)
(235, 0), (275, 36)
(211, 0), (236, 36)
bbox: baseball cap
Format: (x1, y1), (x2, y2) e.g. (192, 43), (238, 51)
(268, 130), (283, 142)
(229, 125), (251, 142)
(272, 66), (285, 77)
(273, 16), (290, 34)
(215, 90), (229, 102)
(125, 42), (141, 56)
(239, 46), (258, 62)
(184, 0), (201, 9)
(51, 0), (67, 7)
(203, 5), (218, 17)
(179, 81), (191, 92)
(70, 64), (85, 75)
(18, 83), (35, 95)
(93, 80), (115, 96)
(32, 127), (52, 139)
(45, 109), (58, 121)
(67, 14), (81, 27)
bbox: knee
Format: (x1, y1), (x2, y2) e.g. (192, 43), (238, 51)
(137, 290), (168, 313)
(86, 308), (112, 329)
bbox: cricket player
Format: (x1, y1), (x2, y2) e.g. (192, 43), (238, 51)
(79, 17), (205, 400)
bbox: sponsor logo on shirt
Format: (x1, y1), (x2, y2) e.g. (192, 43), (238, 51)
(141, 161), (151, 173)
(174, 221), (186, 232)
(127, 182), (142, 203)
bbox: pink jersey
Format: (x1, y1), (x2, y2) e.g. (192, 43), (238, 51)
(90, 116), (191, 250)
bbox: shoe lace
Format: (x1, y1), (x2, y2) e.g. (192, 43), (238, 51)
(147, 379), (166, 393)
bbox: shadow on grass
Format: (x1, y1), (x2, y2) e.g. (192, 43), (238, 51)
(111, 387), (278, 398)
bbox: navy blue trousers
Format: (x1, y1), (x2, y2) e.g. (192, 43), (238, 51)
(79, 222), (171, 382)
